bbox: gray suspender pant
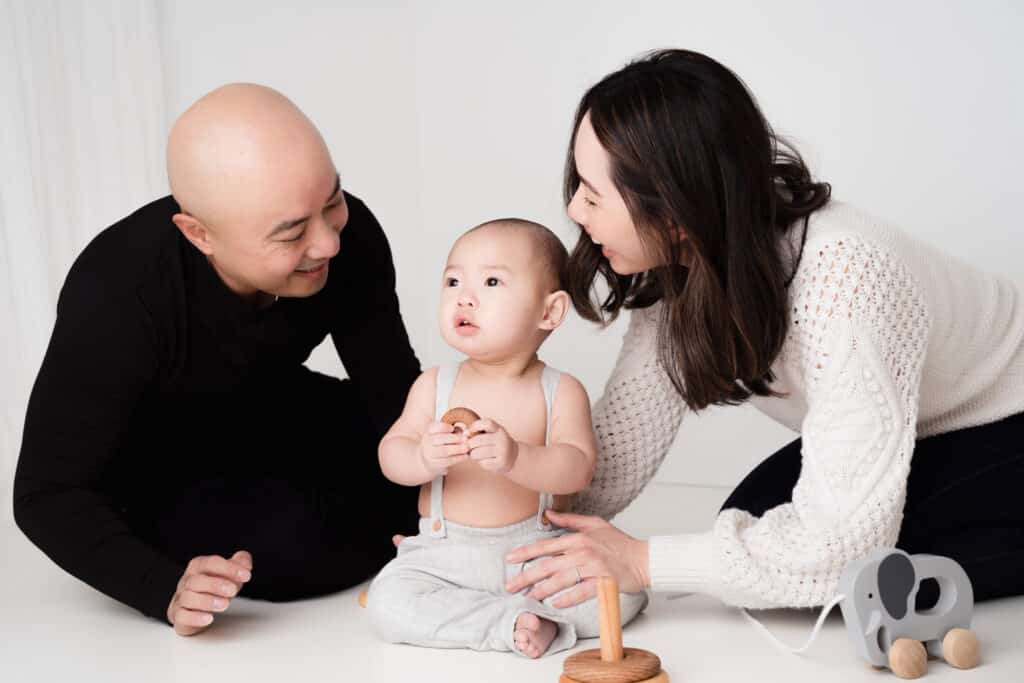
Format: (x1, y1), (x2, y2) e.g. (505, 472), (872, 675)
(365, 363), (648, 656)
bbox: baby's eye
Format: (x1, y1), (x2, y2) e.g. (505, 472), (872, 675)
(445, 277), (459, 287)
(485, 277), (501, 287)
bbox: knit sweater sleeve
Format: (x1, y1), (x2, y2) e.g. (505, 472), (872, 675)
(569, 302), (686, 520)
(648, 233), (932, 608)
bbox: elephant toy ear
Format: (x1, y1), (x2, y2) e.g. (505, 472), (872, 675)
(878, 553), (916, 620)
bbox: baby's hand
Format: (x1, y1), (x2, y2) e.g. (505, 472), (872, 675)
(419, 421), (470, 476)
(467, 419), (519, 474)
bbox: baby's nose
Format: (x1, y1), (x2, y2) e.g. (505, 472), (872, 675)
(457, 293), (477, 307)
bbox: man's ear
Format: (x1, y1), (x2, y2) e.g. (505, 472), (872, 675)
(172, 212), (215, 256)
(539, 290), (570, 331)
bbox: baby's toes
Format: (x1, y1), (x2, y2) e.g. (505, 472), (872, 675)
(516, 612), (541, 632)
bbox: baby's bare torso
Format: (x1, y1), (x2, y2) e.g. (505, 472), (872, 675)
(417, 364), (569, 526)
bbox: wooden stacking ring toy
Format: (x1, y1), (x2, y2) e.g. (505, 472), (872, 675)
(560, 577), (668, 683)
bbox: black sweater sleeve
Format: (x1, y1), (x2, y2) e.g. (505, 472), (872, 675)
(330, 196), (420, 442)
(13, 264), (184, 623)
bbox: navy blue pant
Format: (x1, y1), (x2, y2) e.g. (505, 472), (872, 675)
(721, 411), (1024, 603)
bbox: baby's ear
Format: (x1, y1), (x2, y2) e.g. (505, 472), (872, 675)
(539, 290), (570, 331)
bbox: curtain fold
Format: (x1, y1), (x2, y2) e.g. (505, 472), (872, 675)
(0, 0), (168, 518)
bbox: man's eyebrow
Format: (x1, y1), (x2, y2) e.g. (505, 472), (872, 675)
(579, 174), (603, 198)
(266, 174), (342, 238)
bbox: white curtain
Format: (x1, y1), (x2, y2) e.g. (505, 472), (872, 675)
(0, 0), (168, 520)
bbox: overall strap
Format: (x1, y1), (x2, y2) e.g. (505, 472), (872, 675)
(428, 364), (459, 538)
(536, 364), (562, 529)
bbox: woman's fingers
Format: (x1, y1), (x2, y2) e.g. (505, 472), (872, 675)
(526, 563), (590, 602)
(543, 510), (607, 532)
(505, 533), (580, 565)
(550, 580), (597, 609)
(505, 549), (582, 593)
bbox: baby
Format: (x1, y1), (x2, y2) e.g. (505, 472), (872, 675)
(366, 218), (648, 658)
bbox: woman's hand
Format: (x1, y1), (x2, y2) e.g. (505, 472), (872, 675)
(503, 511), (650, 608)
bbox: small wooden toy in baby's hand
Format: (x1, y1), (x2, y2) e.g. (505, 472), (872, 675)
(441, 407), (481, 435)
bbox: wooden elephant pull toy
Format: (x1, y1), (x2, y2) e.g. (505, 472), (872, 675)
(560, 576), (668, 683)
(838, 548), (980, 679)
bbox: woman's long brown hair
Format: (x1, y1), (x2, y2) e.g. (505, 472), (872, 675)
(565, 49), (831, 411)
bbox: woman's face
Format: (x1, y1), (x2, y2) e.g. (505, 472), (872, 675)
(566, 112), (663, 275)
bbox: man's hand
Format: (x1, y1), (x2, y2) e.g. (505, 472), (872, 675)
(418, 421), (470, 476)
(467, 418), (519, 474)
(167, 550), (252, 636)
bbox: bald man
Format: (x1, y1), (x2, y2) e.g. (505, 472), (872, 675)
(14, 84), (421, 635)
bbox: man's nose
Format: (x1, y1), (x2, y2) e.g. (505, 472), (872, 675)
(308, 215), (340, 260)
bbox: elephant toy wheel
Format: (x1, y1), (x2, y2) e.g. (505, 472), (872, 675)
(889, 638), (927, 679)
(942, 628), (980, 670)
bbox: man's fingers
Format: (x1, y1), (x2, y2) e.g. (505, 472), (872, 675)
(178, 589), (230, 613)
(172, 607), (215, 635)
(231, 550), (253, 570)
(189, 555), (252, 582)
(184, 573), (240, 598)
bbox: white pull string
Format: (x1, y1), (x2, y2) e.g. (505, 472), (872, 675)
(740, 593), (846, 654)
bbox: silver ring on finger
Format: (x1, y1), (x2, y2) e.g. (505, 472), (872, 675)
(574, 566), (583, 585)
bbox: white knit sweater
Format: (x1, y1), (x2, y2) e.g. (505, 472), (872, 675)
(571, 201), (1024, 608)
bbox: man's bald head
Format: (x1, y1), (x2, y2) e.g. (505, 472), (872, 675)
(167, 84), (345, 301)
(167, 83), (332, 227)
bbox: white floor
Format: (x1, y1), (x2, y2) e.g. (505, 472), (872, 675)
(2, 482), (1020, 683)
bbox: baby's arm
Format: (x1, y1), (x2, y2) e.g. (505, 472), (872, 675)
(484, 374), (597, 495)
(378, 368), (468, 486)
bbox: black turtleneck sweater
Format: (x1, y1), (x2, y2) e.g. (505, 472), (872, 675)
(13, 192), (420, 621)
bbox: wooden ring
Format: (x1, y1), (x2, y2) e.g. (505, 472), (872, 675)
(441, 407), (481, 433)
(563, 647), (661, 683)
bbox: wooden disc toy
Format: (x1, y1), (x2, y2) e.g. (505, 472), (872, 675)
(560, 577), (668, 683)
(441, 406), (481, 433)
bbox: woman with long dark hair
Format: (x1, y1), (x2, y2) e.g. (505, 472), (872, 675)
(505, 49), (1024, 610)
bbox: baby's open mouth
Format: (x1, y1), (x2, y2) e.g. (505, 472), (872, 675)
(455, 316), (479, 333)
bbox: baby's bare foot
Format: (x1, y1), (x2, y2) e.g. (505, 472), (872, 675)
(513, 612), (558, 659)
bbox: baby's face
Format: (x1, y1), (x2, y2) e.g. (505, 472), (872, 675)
(439, 228), (551, 360)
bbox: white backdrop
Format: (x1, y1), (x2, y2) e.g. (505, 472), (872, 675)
(0, 0), (166, 521)
(3, 1), (1022, 504)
